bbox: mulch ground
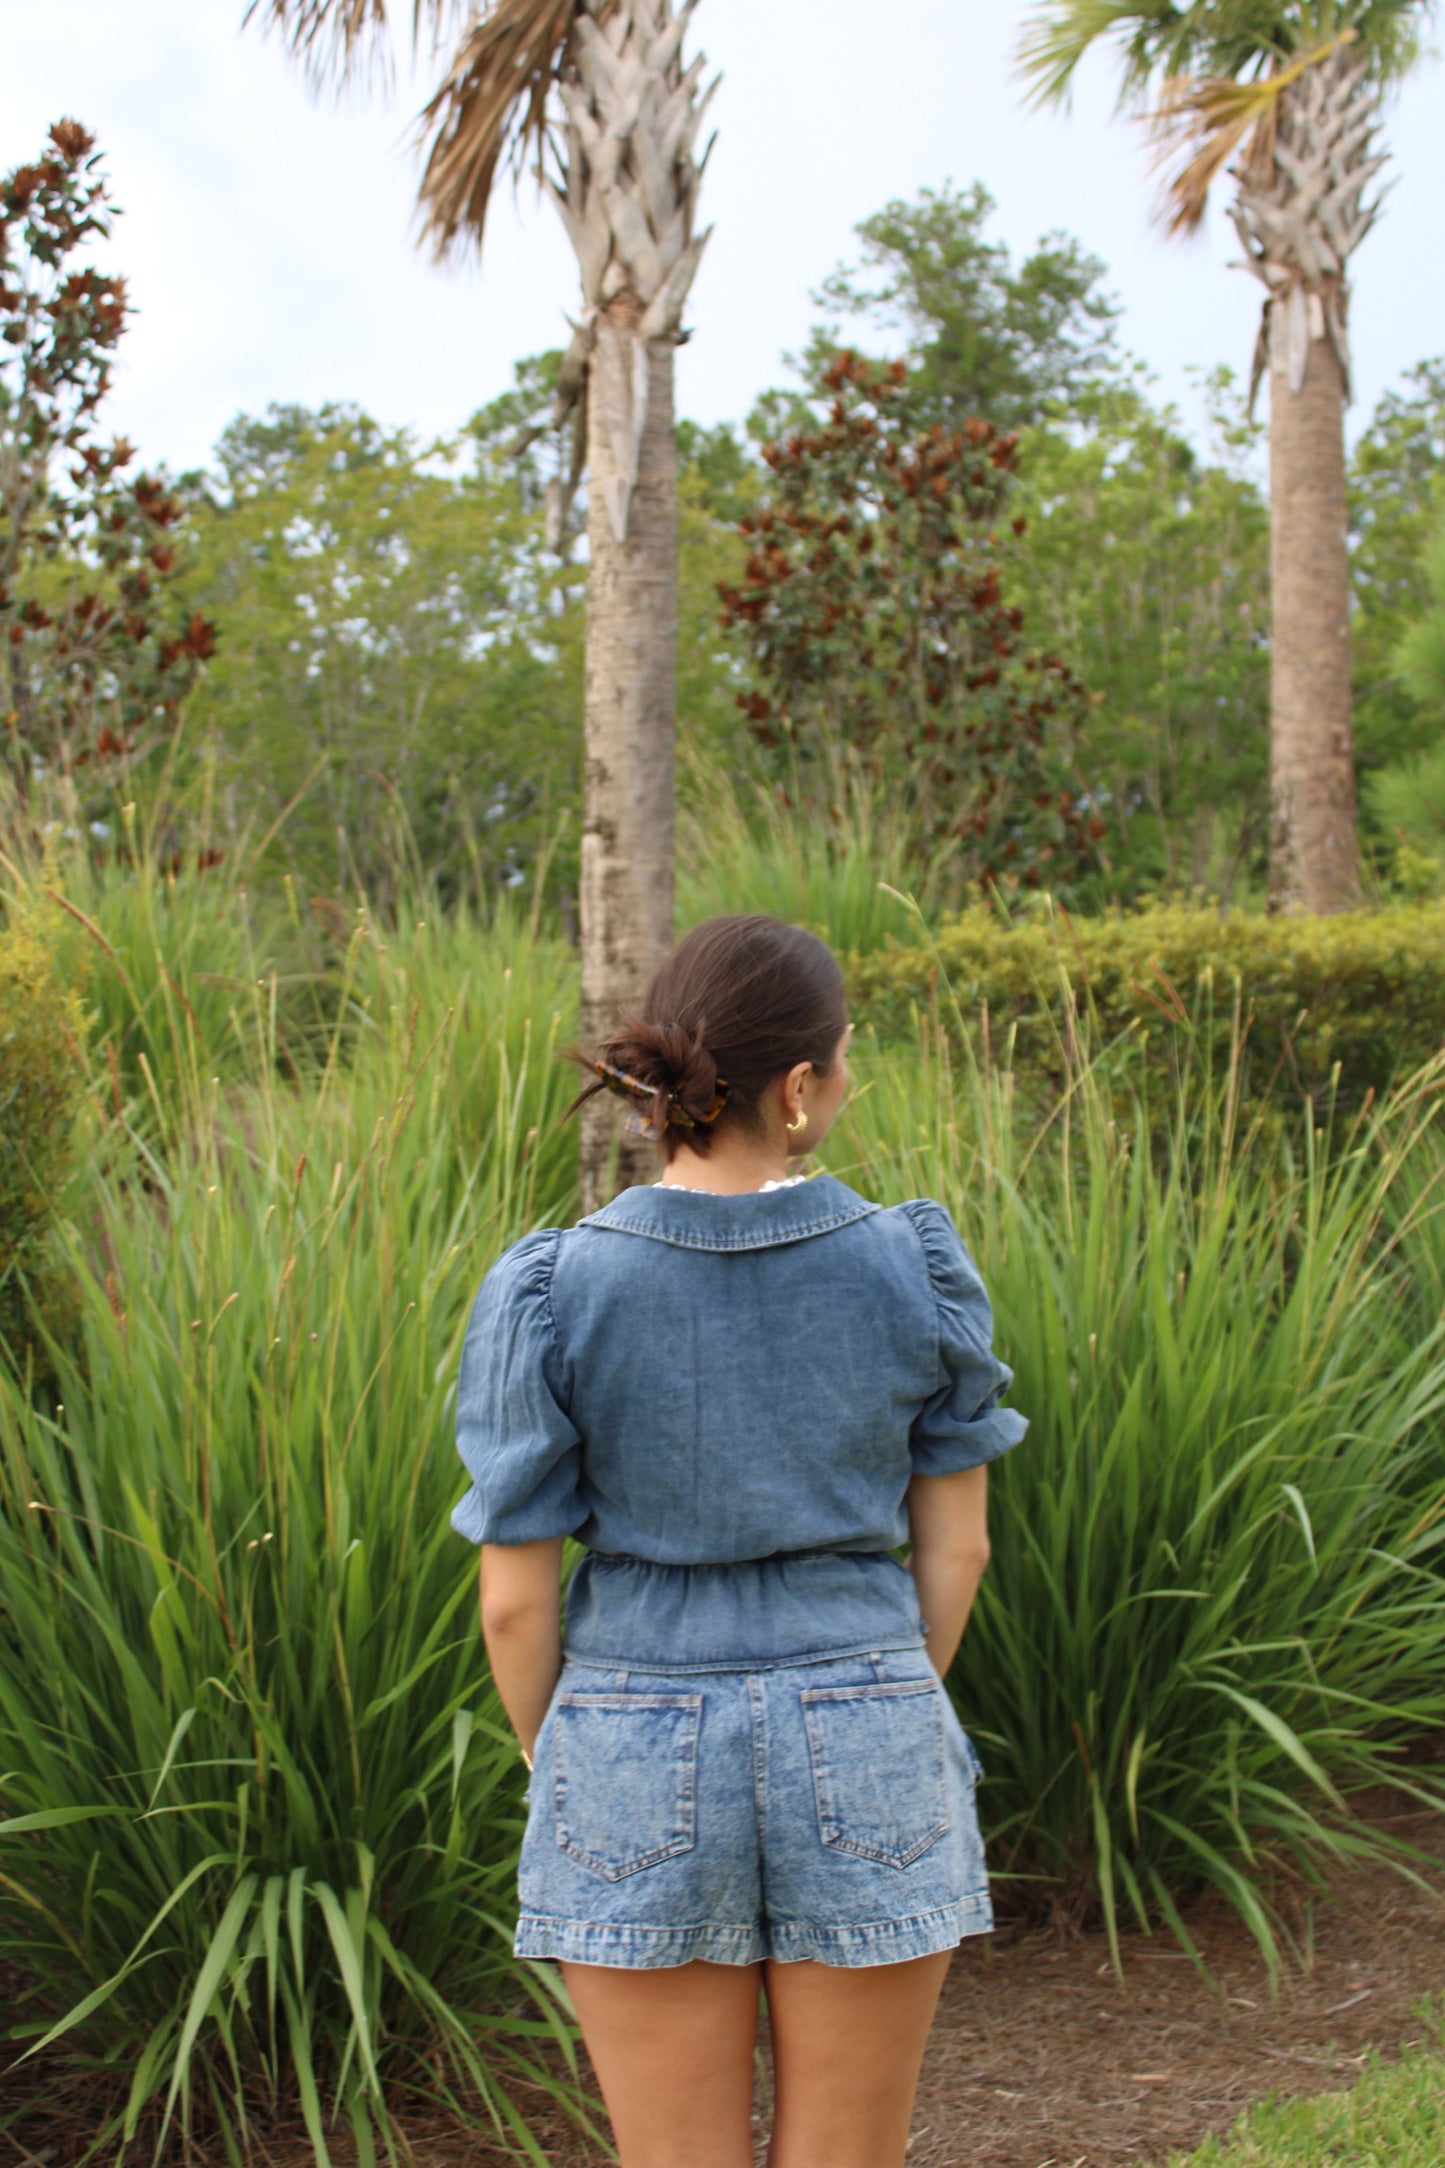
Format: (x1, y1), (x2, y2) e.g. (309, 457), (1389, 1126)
(5, 1801), (1443, 2168)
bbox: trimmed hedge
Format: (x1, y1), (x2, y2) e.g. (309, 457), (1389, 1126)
(846, 901), (1445, 1105)
(0, 908), (86, 1379)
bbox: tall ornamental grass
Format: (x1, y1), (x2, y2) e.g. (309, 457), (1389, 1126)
(838, 1011), (1445, 1973)
(0, 870), (593, 2161)
(675, 747), (951, 953)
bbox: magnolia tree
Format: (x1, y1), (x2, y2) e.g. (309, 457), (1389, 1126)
(0, 122), (214, 830)
(721, 351), (1100, 898)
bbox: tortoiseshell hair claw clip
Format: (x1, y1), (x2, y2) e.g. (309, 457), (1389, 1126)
(592, 1059), (730, 1141)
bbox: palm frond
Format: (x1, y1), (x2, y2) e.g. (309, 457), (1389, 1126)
(241, 0), (467, 91)
(1019, 0), (1435, 111)
(414, 0), (593, 261)
(1017, 1), (1161, 109)
(1017, 1), (1199, 110)
(1150, 26), (1357, 234)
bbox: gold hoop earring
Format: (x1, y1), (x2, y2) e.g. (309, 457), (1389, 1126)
(787, 1109), (808, 1136)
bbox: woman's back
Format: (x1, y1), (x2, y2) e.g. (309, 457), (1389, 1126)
(453, 1171), (1026, 1678)
(454, 1174), (1024, 1571)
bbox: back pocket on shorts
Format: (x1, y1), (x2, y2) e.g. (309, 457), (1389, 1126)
(553, 1692), (702, 1882)
(800, 1679), (948, 1869)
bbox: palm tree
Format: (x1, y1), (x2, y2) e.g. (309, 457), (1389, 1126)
(246, 0), (716, 1203)
(1020, 2), (1434, 914)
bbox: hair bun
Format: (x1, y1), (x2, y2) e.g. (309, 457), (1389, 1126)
(572, 915), (847, 1159)
(608, 1017), (719, 1135)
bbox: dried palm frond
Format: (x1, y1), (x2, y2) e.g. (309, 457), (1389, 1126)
(417, 0), (621, 259)
(1149, 26), (1357, 233)
(242, 0), (465, 91)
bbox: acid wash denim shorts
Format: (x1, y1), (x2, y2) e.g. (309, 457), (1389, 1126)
(515, 1641), (992, 1970)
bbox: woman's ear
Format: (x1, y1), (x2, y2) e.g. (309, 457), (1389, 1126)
(782, 1059), (812, 1122)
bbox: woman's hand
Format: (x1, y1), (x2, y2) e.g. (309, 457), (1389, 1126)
(479, 1539), (565, 1761)
(905, 1466), (991, 1679)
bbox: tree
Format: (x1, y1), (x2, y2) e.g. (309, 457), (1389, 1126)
(248, 0), (715, 1207)
(183, 398), (582, 905)
(719, 351), (1099, 898)
(812, 181), (1121, 433)
(0, 121), (214, 830)
(1392, 500), (1445, 727)
(1348, 358), (1445, 776)
(1020, 1), (1435, 914)
(1009, 372), (1272, 900)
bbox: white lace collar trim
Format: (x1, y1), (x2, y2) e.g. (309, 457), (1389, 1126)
(653, 1175), (806, 1197)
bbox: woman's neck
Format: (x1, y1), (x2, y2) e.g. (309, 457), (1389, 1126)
(659, 1135), (794, 1195)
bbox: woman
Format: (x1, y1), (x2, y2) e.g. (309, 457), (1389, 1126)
(451, 914), (1026, 2168)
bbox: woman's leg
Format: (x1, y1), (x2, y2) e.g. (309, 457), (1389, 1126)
(562, 1959), (763, 2168)
(762, 1951), (952, 2168)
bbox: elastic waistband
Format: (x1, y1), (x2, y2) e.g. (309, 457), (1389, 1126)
(563, 1548), (925, 1672)
(560, 1633), (927, 1678)
(593, 1545), (883, 1570)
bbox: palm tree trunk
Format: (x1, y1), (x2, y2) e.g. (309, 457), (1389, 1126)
(578, 314), (678, 1210)
(1267, 319), (1359, 914)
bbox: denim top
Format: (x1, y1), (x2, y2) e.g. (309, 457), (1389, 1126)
(450, 1174), (1027, 1668)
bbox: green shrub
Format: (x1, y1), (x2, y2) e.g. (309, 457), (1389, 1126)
(0, 905), (85, 1378)
(845, 899), (1445, 1107)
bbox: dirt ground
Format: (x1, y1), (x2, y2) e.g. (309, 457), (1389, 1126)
(5, 1803), (1443, 2168)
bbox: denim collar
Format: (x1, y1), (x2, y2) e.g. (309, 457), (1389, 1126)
(580, 1172), (880, 1253)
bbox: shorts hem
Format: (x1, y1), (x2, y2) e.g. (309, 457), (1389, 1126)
(767, 1892), (993, 1966)
(515, 1915), (767, 1967)
(513, 1892), (992, 1970)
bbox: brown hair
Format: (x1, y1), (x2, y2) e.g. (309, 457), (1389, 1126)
(573, 915), (849, 1157)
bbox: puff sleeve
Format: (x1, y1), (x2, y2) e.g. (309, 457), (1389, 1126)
(901, 1200), (1028, 1476)
(450, 1229), (586, 1546)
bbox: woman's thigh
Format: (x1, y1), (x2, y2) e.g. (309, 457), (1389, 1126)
(763, 1952), (953, 2168)
(562, 1959), (763, 2168)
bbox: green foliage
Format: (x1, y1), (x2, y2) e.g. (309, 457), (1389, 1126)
(1019, 1), (1435, 110)
(182, 396), (583, 906)
(0, 852), (589, 2159)
(1171, 2035), (1445, 2164)
(676, 748), (947, 954)
(0, 121), (215, 823)
(720, 350), (1099, 894)
(835, 1023), (1445, 1969)
(846, 897), (1445, 1106)
(1349, 358), (1445, 781)
(810, 180), (1121, 432)
(1008, 372), (1271, 901)
(0, 895), (85, 1377)
(766, 185), (1275, 909)
(676, 452), (755, 770)
(24, 810), (339, 1139)
(1393, 492), (1445, 727)
(1365, 740), (1445, 878)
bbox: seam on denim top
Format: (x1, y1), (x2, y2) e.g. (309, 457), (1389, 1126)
(895, 1198), (947, 1391)
(521, 1224), (566, 1366)
(577, 1173), (881, 1253)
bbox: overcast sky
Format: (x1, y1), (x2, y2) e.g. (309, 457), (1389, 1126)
(5, 1), (1443, 479)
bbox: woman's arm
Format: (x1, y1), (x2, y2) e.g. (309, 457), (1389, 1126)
(479, 1539), (565, 1761)
(905, 1465), (991, 1679)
